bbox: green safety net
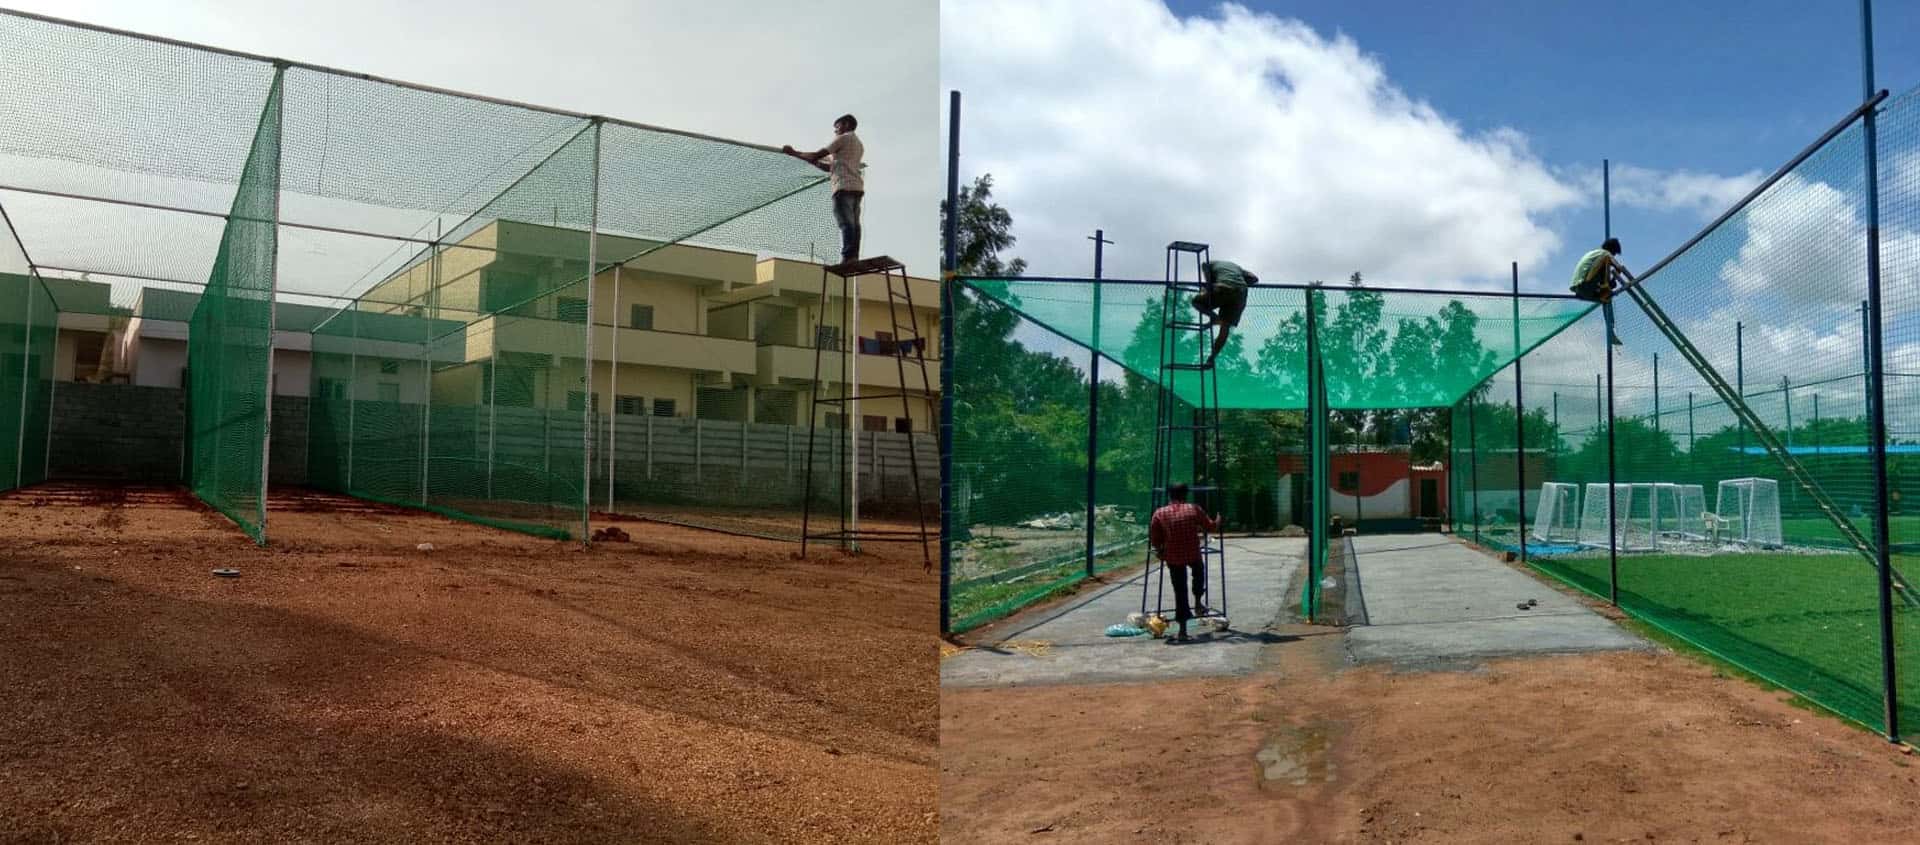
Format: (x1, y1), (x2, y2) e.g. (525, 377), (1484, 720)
(186, 71), (282, 543)
(1456, 86), (1920, 739)
(958, 277), (1591, 410)
(2, 9), (862, 544)
(0, 266), (57, 494)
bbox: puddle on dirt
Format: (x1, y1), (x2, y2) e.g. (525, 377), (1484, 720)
(1255, 723), (1335, 788)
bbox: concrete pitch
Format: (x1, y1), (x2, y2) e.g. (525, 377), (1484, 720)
(940, 537), (1307, 688)
(1344, 534), (1648, 666)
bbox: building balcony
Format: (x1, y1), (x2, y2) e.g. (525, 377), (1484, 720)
(753, 342), (940, 393)
(474, 315), (755, 376)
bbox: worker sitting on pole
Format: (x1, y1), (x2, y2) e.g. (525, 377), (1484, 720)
(1571, 237), (1627, 347)
(1195, 260), (1256, 365)
(782, 113), (865, 268)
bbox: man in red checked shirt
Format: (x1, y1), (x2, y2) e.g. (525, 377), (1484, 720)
(1149, 482), (1219, 642)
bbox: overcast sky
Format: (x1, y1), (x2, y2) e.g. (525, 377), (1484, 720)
(4, 0), (938, 273)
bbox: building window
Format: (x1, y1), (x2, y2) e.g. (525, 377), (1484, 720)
(615, 395), (646, 416)
(815, 325), (840, 351)
(318, 378), (345, 400)
(629, 304), (654, 331)
(379, 359), (399, 375)
(567, 391), (600, 412)
(825, 413), (845, 429)
(652, 398), (676, 418)
(557, 297), (589, 323)
(377, 382), (401, 403)
(894, 417), (912, 434)
(1337, 470), (1360, 492)
(862, 415), (888, 432)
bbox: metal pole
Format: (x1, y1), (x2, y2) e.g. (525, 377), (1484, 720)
(347, 310), (357, 491)
(421, 220), (437, 509)
(15, 268), (34, 489)
(1085, 228), (1110, 577)
(849, 270), (861, 552)
(1861, 0), (1900, 742)
(487, 326), (496, 498)
(1607, 322), (1619, 605)
(1603, 159), (1611, 240)
(608, 262), (620, 510)
(940, 91), (960, 633)
(1512, 261), (1527, 563)
(1469, 393), (1480, 546)
(583, 120), (601, 545)
(1653, 353), (1661, 433)
(1736, 321), (1745, 462)
(259, 66), (285, 545)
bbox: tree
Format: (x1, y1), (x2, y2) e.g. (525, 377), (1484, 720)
(939, 174), (1028, 277)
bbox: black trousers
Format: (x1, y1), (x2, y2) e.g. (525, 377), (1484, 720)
(1168, 561), (1208, 623)
(833, 190), (863, 263)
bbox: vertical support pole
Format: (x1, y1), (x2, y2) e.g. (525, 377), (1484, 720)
(1468, 393), (1481, 546)
(1688, 391), (1696, 459)
(1653, 354), (1661, 433)
(347, 310), (357, 491)
(422, 220), (438, 509)
(1603, 159), (1611, 241)
(608, 262), (620, 511)
(1860, 0), (1900, 742)
(1814, 393), (1821, 455)
(1552, 392), (1559, 439)
(1607, 315), (1619, 605)
(15, 269), (34, 489)
(583, 119), (601, 544)
(1085, 228), (1108, 577)
(1736, 321), (1746, 469)
(258, 65), (285, 545)
(940, 91), (960, 633)
(1512, 261), (1527, 563)
(487, 326), (497, 498)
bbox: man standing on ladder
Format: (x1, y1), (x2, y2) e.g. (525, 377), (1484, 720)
(1195, 259), (1256, 364)
(1149, 482), (1220, 642)
(1571, 237), (1627, 346)
(782, 114), (864, 267)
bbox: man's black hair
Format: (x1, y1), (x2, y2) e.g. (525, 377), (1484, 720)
(1169, 482), (1189, 502)
(836, 114), (858, 130)
(1603, 237), (1622, 255)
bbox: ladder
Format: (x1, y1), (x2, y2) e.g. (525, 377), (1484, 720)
(800, 255), (936, 568)
(1620, 273), (1920, 606)
(1141, 241), (1230, 625)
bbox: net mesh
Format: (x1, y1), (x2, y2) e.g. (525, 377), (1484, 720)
(186, 70), (281, 542)
(0, 9), (876, 545)
(1456, 86), (1920, 737)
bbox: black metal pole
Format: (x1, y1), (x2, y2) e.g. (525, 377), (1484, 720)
(1469, 393), (1481, 546)
(1607, 321), (1619, 606)
(1737, 321), (1746, 463)
(1653, 353), (1661, 434)
(1085, 229), (1110, 578)
(939, 90), (960, 634)
(1861, 0), (1900, 743)
(1513, 261), (1527, 563)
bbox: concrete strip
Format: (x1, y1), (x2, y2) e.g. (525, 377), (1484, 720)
(1345, 534), (1647, 666)
(940, 536), (1306, 688)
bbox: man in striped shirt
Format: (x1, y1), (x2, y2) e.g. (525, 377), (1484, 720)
(1571, 238), (1627, 347)
(1149, 482), (1220, 642)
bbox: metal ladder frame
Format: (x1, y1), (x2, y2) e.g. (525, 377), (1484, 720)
(1141, 241), (1230, 625)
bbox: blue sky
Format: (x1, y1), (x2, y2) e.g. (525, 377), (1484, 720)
(1161, 0), (1919, 279)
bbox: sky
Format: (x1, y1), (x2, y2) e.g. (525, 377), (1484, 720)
(0, 0), (939, 289)
(942, 0), (1920, 431)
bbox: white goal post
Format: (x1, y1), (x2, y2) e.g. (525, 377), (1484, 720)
(1576, 482), (1712, 551)
(1714, 477), (1783, 547)
(1532, 482), (1581, 542)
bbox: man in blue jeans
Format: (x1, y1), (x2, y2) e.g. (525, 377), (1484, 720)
(783, 114), (865, 267)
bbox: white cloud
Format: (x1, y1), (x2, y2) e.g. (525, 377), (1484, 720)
(941, 0), (1581, 284)
(1602, 164), (1765, 221)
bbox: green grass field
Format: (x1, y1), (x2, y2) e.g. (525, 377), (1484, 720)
(1530, 549), (1920, 735)
(1780, 515), (1920, 548)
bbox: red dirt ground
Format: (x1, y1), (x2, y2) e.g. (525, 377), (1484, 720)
(0, 484), (936, 844)
(941, 620), (1920, 843)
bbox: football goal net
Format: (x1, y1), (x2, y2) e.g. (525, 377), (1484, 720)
(1575, 482), (1709, 552)
(1532, 481), (1581, 542)
(1714, 478), (1783, 547)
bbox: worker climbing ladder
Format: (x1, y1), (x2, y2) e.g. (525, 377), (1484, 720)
(1619, 270), (1920, 606)
(1141, 241), (1231, 626)
(800, 256), (936, 567)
